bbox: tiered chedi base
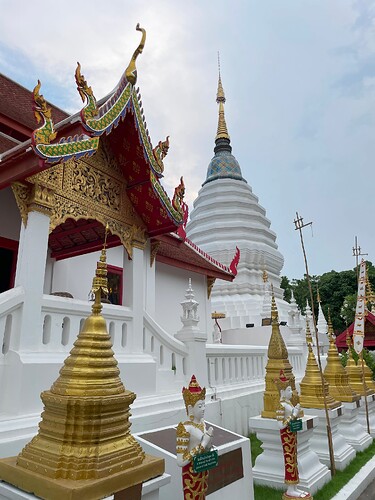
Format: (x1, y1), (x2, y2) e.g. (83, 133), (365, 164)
(16, 313), (145, 479)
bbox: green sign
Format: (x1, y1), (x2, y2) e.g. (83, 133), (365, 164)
(289, 419), (303, 432)
(193, 450), (219, 473)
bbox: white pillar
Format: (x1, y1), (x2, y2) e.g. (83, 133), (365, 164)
(338, 401), (372, 451)
(15, 210), (51, 351)
(145, 242), (156, 316)
(123, 246), (145, 354)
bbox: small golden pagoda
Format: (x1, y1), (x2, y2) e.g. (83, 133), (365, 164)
(300, 319), (340, 410)
(0, 239), (164, 499)
(346, 333), (375, 397)
(262, 289), (299, 418)
(323, 313), (360, 403)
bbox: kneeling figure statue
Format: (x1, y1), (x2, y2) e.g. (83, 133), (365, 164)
(176, 375), (213, 499)
(276, 371), (312, 499)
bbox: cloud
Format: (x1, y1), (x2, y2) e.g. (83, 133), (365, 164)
(1, 0), (375, 278)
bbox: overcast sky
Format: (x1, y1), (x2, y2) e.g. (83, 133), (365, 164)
(1, 0), (374, 279)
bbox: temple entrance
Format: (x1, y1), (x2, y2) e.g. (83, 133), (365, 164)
(0, 237), (18, 293)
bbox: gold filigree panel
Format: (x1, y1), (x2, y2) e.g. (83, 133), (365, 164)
(21, 139), (147, 255)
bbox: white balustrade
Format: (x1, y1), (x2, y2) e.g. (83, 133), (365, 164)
(143, 311), (188, 382)
(0, 287), (24, 356)
(206, 345), (268, 387)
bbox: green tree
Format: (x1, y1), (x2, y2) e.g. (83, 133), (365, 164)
(340, 294), (357, 327)
(280, 276), (292, 303)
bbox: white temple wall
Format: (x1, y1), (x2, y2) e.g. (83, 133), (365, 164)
(0, 187), (21, 241)
(155, 262), (211, 339)
(51, 246), (124, 300)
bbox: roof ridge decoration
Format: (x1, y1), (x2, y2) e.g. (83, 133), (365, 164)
(172, 176), (189, 239)
(184, 237), (239, 276)
(31, 25), (169, 178)
(32, 81), (99, 163)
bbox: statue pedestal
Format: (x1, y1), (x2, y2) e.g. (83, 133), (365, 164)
(249, 415), (330, 495)
(0, 454), (165, 500)
(358, 395), (375, 437)
(0, 472), (170, 500)
(338, 401), (372, 451)
(302, 406), (356, 470)
(135, 422), (254, 500)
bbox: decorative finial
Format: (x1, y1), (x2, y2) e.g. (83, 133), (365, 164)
(346, 329), (352, 349)
(262, 269), (269, 283)
(90, 224), (110, 314)
(305, 316), (313, 344)
(271, 285), (278, 324)
(328, 308), (334, 338)
(32, 80), (57, 145)
(125, 24), (146, 85)
(215, 54), (230, 141)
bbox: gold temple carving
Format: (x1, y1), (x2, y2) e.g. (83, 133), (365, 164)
(12, 140), (147, 257)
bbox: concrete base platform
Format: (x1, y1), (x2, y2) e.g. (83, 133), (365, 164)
(303, 406), (356, 471)
(338, 401), (373, 452)
(249, 415), (330, 495)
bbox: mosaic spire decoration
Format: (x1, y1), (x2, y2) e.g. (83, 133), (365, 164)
(0, 230), (164, 499)
(262, 288), (299, 418)
(323, 312), (360, 403)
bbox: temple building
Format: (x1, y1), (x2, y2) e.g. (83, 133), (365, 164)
(0, 26), (307, 464)
(186, 72), (291, 329)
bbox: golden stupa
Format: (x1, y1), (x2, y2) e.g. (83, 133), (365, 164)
(300, 320), (340, 410)
(0, 240), (164, 499)
(261, 289), (299, 418)
(346, 332), (375, 398)
(323, 313), (360, 403)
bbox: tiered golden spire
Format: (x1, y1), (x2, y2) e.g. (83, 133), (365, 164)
(305, 316), (313, 344)
(215, 54), (230, 141)
(262, 288), (299, 418)
(0, 226), (164, 499)
(346, 332), (375, 397)
(300, 340), (340, 409)
(323, 312), (360, 403)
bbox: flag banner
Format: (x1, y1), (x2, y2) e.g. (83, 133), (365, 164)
(353, 260), (367, 355)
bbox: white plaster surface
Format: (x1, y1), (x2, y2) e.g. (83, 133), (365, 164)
(338, 401), (373, 452)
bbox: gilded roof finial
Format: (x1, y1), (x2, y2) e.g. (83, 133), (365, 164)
(125, 24), (146, 85)
(215, 52), (230, 141)
(90, 224), (109, 315)
(305, 316), (313, 344)
(327, 308), (333, 339)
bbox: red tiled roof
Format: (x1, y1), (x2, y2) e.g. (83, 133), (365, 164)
(153, 233), (234, 281)
(336, 311), (375, 348)
(0, 132), (19, 154)
(0, 73), (68, 132)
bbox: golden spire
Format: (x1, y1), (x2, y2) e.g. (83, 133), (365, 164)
(345, 332), (374, 397)
(299, 343), (340, 409)
(305, 316), (313, 344)
(324, 312), (360, 403)
(2, 227), (164, 498)
(215, 53), (230, 141)
(262, 287), (299, 418)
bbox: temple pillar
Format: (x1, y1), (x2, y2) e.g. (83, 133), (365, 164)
(14, 186), (53, 351)
(123, 246), (145, 354)
(145, 241), (156, 316)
